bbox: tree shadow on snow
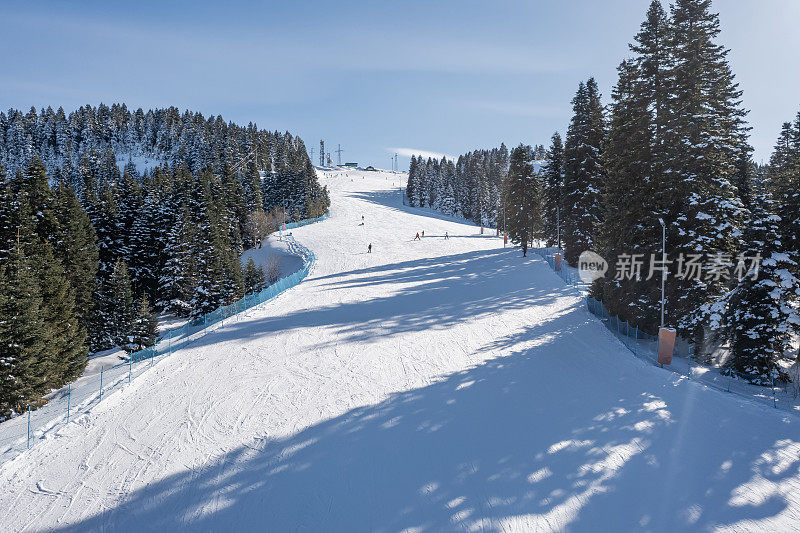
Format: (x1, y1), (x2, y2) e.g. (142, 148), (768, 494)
(53, 298), (799, 531)
(183, 248), (572, 351)
(346, 189), (492, 229)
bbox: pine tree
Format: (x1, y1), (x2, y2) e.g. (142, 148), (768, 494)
(159, 201), (196, 317)
(115, 169), (143, 266)
(542, 132), (564, 247)
(769, 113), (800, 282)
(504, 145), (542, 257)
(663, 0), (749, 342)
(0, 243), (52, 416)
(11, 159), (89, 387)
(53, 183), (98, 338)
(562, 79), (605, 265)
(439, 184), (457, 217)
(31, 240), (87, 387)
(593, 57), (662, 325)
(405, 156), (417, 205)
(727, 192), (800, 382)
(109, 259), (137, 351)
(12, 157), (60, 241)
(129, 298), (159, 352)
(243, 257), (266, 293)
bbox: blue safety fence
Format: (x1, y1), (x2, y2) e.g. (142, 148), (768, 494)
(531, 247), (589, 289)
(282, 213), (328, 231)
(0, 213), (328, 464)
(533, 246), (799, 414)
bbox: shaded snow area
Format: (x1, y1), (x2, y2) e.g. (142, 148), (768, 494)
(240, 231), (303, 279)
(1, 168), (799, 532)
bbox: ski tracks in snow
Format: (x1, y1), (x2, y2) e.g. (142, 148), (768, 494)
(0, 169), (798, 532)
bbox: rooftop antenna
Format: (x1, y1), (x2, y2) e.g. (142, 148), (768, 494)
(320, 140), (325, 167)
(394, 153), (398, 172)
(335, 144), (343, 166)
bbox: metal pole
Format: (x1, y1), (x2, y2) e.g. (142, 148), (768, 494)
(129, 355), (132, 384)
(556, 206), (560, 250)
(100, 367), (103, 401)
(660, 220), (666, 329)
(67, 384), (71, 422)
(27, 406), (31, 449)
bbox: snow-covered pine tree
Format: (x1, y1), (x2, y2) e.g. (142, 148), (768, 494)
(159, 202), (196, 317)
(562, 79), (605, 265)
(504, 145), (542, 257)
(242, 160), (264, 212)
(404, 156), (415, 206)
(662, 0), (749, 342)
(768, 112), (800, 283)
(426, 158), (440, 208)
(593, 55), (662, 327)
(243, 257), (266, 293)
(726, 188), (800, 382)
(128, 187), (160, 299)
(129, 297), (158, 353)
(114, 168), (143, 269)
(542, 132), (564, 247)
(108, 259), (137, 352)
(439, 183), (457, 217)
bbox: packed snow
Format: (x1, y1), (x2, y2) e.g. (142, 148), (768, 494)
(0, 168), (798, 532)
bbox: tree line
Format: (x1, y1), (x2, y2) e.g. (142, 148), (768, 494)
(408, 0), (800, 383)
(405, 144), (547, 228)
(0, 105), (329, 417)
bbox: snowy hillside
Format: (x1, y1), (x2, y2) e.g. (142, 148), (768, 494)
(0, 168), (798, 532)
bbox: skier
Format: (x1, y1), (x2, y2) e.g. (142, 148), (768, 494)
(368, 243), (372, 253)
(444, 232), (449, 240)
(414, 232), (421, 241)
(421, 230), (425, 237)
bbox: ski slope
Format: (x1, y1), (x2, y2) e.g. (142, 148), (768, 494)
(1, 168), (798, 532)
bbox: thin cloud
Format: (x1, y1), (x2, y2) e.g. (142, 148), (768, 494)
(389, 148), (456, 161)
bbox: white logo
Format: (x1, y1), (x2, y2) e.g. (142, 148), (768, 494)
(578, 251), (608, 284)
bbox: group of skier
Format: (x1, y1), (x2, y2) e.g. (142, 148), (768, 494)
(361, 214), (452, 254)
(414, 230), (448, 240)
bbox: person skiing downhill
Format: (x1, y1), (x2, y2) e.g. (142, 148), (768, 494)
(445, 232), (449, 240)
(421, 231), (425, 237)
(414, 232), (420, 241)
(368, 243), (372, 253)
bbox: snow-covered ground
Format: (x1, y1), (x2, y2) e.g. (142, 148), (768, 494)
(240, 230), (304, 280)
(0, 168), (798, 532)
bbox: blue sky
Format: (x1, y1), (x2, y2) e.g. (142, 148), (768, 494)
(1, 0), (798, 168)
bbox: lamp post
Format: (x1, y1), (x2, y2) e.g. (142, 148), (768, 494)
(503, 200), (507, 247)
(658, 217), (666, 329)
(557, 206), (560, 250)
